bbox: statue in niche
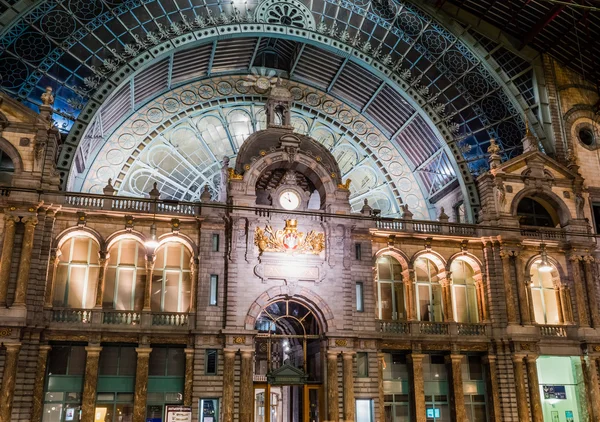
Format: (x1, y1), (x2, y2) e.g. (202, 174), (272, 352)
(219, 156), (230, 202)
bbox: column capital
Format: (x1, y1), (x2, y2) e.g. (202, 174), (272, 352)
(326, 350), (340, 358)
(583, 255), (595, 263)
(482, 354), (497, 364)
(3, 214), (19, 223)
(512, 353), (526, 363)
(342, 351), (356, 359)
(135, 347), (153, 356)
(240, 350), (254, 358)
(22, 216), (38, 226)
(184, 348), (195, 356)
(525, 354), (539, 363)
(568, 253), (583, 262)
(85, 345), (102, 355)
(223, 348), (237, 357)
(408, 352), (426, 361)
(446, 354), (464, 364)
(4, 342), (21, 352)
(39, 345), (52, 353)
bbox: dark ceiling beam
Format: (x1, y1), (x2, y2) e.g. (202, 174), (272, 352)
(519, 2), (569, 49)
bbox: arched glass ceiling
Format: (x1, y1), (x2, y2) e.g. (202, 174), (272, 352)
(79, 76), (429, 219)
(0, 0), (546, 218)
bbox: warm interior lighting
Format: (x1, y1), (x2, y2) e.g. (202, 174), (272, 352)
(538, 243), (553, 273)
(145, 222), (159, 250)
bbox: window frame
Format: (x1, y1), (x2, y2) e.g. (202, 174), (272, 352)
(105, 239), (146, 311)
(209, 274), (218, 306)
(54, 237), (100, 309)
(205, 349), (218, 375)
(450, 260), (479, 324)
(375, 256), (406, 320)
(152, 242), (192, 313)
(356, 282), (364, 312)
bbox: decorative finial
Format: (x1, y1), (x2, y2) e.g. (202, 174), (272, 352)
(149, 182), (160, 199)
(487, 138), (500, 155)
(361, 198), (373, 215)
(41, 86), (54, 106)
(525, 115), (532, 137)
(103, 178), (116, 195)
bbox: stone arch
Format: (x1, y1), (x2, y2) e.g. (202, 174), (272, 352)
(510, 187), (572, 227)
(245, 287), (334, 333)
(105, 230), (148, 255)
(447, 252), (484, 276)
(373, 247), (411, 281)
(53, 226), (105, 252)
(156, 233), (197, 257)
(0, 136), (23, 174)
(524, 254), (566, 285)
(411, 250), (448, 278)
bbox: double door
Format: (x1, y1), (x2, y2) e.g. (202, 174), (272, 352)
(254, 384), (322, 422)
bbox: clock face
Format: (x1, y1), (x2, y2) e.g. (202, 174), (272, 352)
(279, 190), (301, 210)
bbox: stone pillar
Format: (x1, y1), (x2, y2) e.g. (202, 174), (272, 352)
(483, 355), (502, 422)
(569, 254), (589, 327)
(240, 350), (254, 422)
(512, 355), (530, 422)
(377, 352), (385, 422)
(12, 216), (38, 307)
(326, 351), (339, 422)
(407, 353), (426, 422)
(476, 277), (489, 321)
(559, 287), (574, 324)
(43, 252), (60, 308)
(441, 276), (454, 322)
(189, 260), (197, 313)
(514, 255), (531, 325)
(525, 355), (543, 422)
(342, 352), (355, 421)
(143, 254), (156, 311)
(582, 355), (600, 421)
(525, 276), (537, 324)
(446, 354), (466, 422)
(94, 253), (109, 308)
(133, 347), (152, 422)
(0, 215), (18, 306)
(222, 350), (236, 422)
(31, 345), (52, 422)
(405, 269), (417, 321)
(81, 346), (102, 421)
(184, 348), (194, 406)
(499, 250), (518, 324)
(583, 257), (600, 328)
(0, 343), (21, 422)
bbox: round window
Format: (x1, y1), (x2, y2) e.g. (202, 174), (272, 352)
(578, 127), (596, 147)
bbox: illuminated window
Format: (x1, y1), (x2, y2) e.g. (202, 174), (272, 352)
(375, 256), (406, 320)
(104, 239), (146, 311)
(415, 258), (443, 322)
(152, 242), (192, 313)
(54, 237), (100, 308)
(530, 261), (560, 324)
(450, 260), (479, 323)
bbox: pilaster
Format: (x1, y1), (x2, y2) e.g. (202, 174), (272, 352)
(0, 343), (21, 422)
(342, 352), (355, 421)
(94, 253), (109, 308)
(222, 349), (236, 422)
(240, 350), (254, 422)
(13, 216), (38, 307)
(483, 354), (502, 422)
(0, 215), (18, 306)
(184, 348), (194, 406)
(326, 350), (339, 422)
(512, 354), (530, 422)
(499, 249), (518, 324)
(569, 254), (589, 327)
(525, 355), (542, 422)
(408, 353), (426, 422)
(583, 256), (600, 328)
(133, 347), (152, 422)
(31, 345), (51, 422)
(446, 354), (466, 422)
(81, 345), (102, 421)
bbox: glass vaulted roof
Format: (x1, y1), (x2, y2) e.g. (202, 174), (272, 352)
(0, 0), (548, 220)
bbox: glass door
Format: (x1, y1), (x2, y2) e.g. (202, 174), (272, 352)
(304, 385), (322, 422)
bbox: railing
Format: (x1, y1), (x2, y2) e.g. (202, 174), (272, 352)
(376, 220), (404, 231)
(413, 222), (442, 234)
(379, 320), (410, 334)
(418, 322), (449, 335)
(253, 375), (267, 382)
(520, 226), (566, 240)
(152, 312), (189, 326)
(65, 194), (104, 208)
(103, 310), (141, 325)
(457, 323), (487, 336)
(539, 325), (568, 337)
(51, 308), (92, 323)
(112, 198), (152, 213)
(449, 224), (477, 236)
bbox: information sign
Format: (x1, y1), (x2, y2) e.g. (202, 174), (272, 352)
(165, 405), (192, 422)
(543, 385), (567, 400)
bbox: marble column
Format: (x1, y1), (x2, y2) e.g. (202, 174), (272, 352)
(184, 348), (194, 406)
(0, 215), (17, 306)
(405, 269), (417, 321)
(446, 354), (467, 422)
(342, 352), (355, 421)
(377, 353), (385, 422)
(525, 355), (543, 422)
(240, 351), (254, 422)
(143, 254), (156, 311)
(476, 278), (489, 321)
(31, 345), (52, 422)
(326, 351), (339, 422)
(569, 254), (589, 327)
(189, 261), (197, 313)
(0, 343), (21, 422)
(441, 276), (454, 322)
(525, 276), (536, 324)
(581, 355), (600, 421)
(583, 257), (600, 328)
(81, 346), (102, 421)
(499, 250), (518, 324)
(222, 350), (236, 422)
(94, 252), (109, 308)
(514, 255), (531, 325)
(133, 347), (152, 422)
(43, 252), (60, 308)
(12, 216), (38, 307)
(408, 353), (426, 422)
(512, 355), (530, 422)
(559, 287), (574, 324)
(483, 355), (502, 422)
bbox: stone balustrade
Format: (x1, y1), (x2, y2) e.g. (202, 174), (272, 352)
(47, 308), (191, 329)
(378, 320), (490, 337)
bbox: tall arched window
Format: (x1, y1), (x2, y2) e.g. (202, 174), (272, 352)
(104, 239), (146, 310)
(0, 148), (15, 185)
(450, 260), (479, 323)
(517, 197), (558, 227)
(375, 256), (406, 320)
(530, 261), (560, 324)
(151, 242), (192, 313)
(414, 258), (443, 322)
(53, 236), (100, 308)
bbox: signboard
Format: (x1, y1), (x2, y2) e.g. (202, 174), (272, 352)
(426, 408), (440, 418)
(543, 385), (567, 400)
(565, 410), (574, 422)
(165, 405), (192, 422)
(65, 408), (75, 421)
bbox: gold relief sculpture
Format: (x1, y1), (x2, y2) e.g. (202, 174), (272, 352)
(337, 179), (351, 190)
(255, 219), (325, 254)
(233, 336), (245, 344)
(334, 339), (347, 347)
(227, 168), (243, 180)
(0, 328), (12, 337)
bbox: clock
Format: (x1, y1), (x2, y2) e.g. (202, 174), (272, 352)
(279, 189), (301, 210)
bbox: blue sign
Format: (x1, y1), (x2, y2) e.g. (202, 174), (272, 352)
(146, 419), (161, 422)
(543, 385), (567, 400)
(426, 408), (441, 418)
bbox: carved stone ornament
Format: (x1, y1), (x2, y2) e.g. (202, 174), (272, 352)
(227, 167), (243, 180)
(0, 328), (13, 337)
(255, 219), (325, 254)
(334, 339), (347, 347)
(233, 336), (245, 345)
(337, 179), (351, 190)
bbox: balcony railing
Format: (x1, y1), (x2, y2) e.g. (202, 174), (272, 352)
(379, 320), (489, 337)
(103, 310), (141, 325)
(152, 312), (189, 326)
(51, 308), (92, 324)
(520, 226), (566, 241)
(375, 218), (480, 237)
(47, 308), (191, 329)
(539, 325), (568, 337)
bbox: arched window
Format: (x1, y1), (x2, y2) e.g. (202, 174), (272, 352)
(375, 256), (406, 320)
(53, 236), (99, 308)
(517, 197), (558, 227)
(530, 261), (560, 324)
(450, 260), (479, 323)
(151, 242), (192, 313)
(414, 258), (443, 322)
(0, 148), (15, 185)
(104, 239), (146, 310)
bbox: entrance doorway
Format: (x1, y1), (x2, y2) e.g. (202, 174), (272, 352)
(253, 299), (324, 422)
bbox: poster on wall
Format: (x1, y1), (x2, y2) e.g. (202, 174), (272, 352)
(543, 385), (567, 400)
(65, 408), (75, 421)
(165, 405), (192, 422)
(565, 410), (574, 422)
(551, 411), (559, 422)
